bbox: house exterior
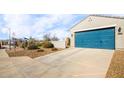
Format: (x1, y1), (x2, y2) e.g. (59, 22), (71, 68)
(69, 15), (124, 50)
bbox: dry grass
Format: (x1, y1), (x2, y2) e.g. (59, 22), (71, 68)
(6, 47), (63, 58)
(106, 50), (124, 78)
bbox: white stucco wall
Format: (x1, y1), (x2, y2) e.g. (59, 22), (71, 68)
(70, 15), (124, 50)
(51, 41), (65, 48)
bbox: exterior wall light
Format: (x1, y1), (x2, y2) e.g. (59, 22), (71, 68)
(71, 34), (73, 37)
(88, 17), (92, 22)
(118, 27), (123, 35)
(118, 27), (121, 32)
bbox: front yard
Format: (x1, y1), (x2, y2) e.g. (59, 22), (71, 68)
(106, 50), (124, 78)
(6, 47), (63, 58)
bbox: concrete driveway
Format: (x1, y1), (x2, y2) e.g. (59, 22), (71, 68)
(0, 57), (50, 78)
(0, 48), (114, 78)
(34, 48), (114, 78)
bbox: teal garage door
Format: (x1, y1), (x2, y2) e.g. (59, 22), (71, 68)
(75, 27), (115, 49)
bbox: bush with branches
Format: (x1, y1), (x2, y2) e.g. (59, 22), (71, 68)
(42, 41), (54, 48)
(28, 44), (39, 50)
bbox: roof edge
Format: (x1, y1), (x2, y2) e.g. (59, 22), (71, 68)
(90, 14), (124, 19)
(69, 15), (90, 31)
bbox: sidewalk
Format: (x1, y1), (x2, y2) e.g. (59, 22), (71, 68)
(0, 49), (9, 57)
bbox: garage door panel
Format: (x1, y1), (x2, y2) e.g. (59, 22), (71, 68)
(75, 27), (115, 49)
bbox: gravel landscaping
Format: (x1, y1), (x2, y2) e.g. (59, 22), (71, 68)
(6, 47), (63, 58)
(106, 50), (124, 78)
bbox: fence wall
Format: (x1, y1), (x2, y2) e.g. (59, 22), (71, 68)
(51, 41), (65, 48)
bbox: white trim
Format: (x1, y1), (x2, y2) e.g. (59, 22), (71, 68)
(72, 24), (117, 32)
(115, 26), (117, 50)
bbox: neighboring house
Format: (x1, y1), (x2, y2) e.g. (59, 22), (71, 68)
(69, 15), (124, 50)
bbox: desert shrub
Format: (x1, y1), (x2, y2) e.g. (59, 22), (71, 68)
(37, 49), (44, 52)
(21, 42), (28, 49)
(51, 48), (58, 51)
(65, 37), (70, 48)
(42, 41), (54, 48)
(21, 44), (24, 49)
(37, 42), (43, 47)
(21, 43), (24, 48)
(28, 44), (39, 50)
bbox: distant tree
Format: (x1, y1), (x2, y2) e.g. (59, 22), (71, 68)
(51, 35), (59, 41)
(29, 36), (35, 41)
(29, 36), (35, 43)
(43, 33), (51, 41)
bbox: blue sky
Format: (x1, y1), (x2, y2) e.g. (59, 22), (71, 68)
(0, 14), (124, 40)
(0, 14), (87, 40)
